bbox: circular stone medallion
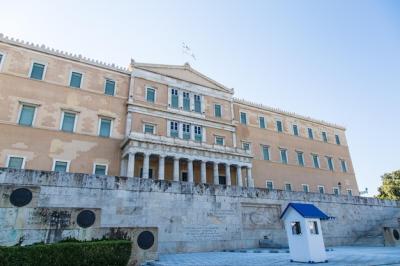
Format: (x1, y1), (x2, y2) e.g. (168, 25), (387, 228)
(76, 210), (96, 228)
(137, 231), (155, 250)
(10, 188), (32, 207)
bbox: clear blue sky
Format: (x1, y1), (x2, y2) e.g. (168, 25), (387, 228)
(2, 0), (399, 196)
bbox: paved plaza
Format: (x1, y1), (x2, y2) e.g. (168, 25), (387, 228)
(148, 246), (400, 266)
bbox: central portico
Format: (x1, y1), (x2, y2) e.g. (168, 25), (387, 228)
(121, 132), (253, 187)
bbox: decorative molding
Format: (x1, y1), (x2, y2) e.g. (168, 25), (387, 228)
(233, 97), (346, 130)
(0, 33), (130, 74)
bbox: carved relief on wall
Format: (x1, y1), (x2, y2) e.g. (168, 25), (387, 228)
(241, 203), (283, 230)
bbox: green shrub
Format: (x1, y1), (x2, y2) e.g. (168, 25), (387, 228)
(0, 240), (132, 266)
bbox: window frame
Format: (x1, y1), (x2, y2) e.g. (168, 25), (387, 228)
(17, 103), (38, 127)
(266, 180), (274, 190)
(69, 70), (84, 89)
(296, 150), (304, 167)
(93, 163), (108, 175)
(307, 128), (314, 139)
(60, 110), (78, 133)
(143, 123), (156, 135)
(214, 104), (222, 118)
(326, 156), (334, 171)
(98, 117), (113, 138)
(335, 134), (341, 145)
(322, 131), (328, 143)
(145, 86), (156, 103)
(6, 155), (26, 169)
(280, 148), (288, 164)
(285, 183), (292, 192)
(182, 123), (191, 140)
(302, 184), (309, 193)
(292, 124), (299, 136)
(169, 121), (179, 138)
(170, 88), (179, 109)
(0, 51), (5, 71)
(182, 91), (190, 111)
(276, 119), (283, 133)
(347, 189), (353, 196)
(308, 221), (319, 235)
(194, 125), (202, 142)
(333, 187), (340, 195)
(104, 78), (116, 96)
(340, 159), (348, 173)
(52, 159), (70, 172)
(318, 185), (325, 194)
(215, 135), (225, 146)
(262, 145), (270, 161)
(311, 154), (320, 169)
(291, 221), (302, 235)
(242, 141), (251, 151)
(258, 116), (266, 129)
(240, 111), (248, 125)
(29, 60), (48, 80)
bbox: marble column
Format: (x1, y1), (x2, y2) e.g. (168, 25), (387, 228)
(188, 159), (194, 183)
(173, 157), (180, 181)
(236, 165), (243, 187)
(213, 163), (219, 185)
(247, 167), (254, 188)
(200, 161), (207, 184)
(225, 163), (231, 186)
(127, 153), (135, 178)
(142, 153), (150, 179)
(158, 155), (165, 180)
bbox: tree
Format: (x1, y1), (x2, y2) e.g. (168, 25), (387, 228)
(377, 170), (400, 200)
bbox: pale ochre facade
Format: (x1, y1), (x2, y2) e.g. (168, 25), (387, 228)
(0, 35), (359, 195)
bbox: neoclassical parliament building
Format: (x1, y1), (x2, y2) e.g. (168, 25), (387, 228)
(0, 34), (359, 195)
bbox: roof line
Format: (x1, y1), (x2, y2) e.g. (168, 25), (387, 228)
(233, 97), (346, 130)
(0, 33), (130, 74)
(133, 61), (234, 94)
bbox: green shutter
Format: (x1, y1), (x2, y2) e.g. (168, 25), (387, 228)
(99, 118), (111, 137)
(54, 161), (68, 172)
(30, 63), (45, 80)
(19, 105), (35, 126)
(95, 165), (107, 175)
(8, 157), (23, 169)
(105, 80), (115, 95)
(263, 146), (269, 160)
(70, 72), (82, 88)
(61, 112), (76, 132)
(147, 88), (155, 102)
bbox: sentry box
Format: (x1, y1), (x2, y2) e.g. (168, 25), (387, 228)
(280, 203), (332, 263)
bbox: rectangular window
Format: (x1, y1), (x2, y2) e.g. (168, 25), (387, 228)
(146, 87), (155, 103)
(70, 71), (83, 88)
(99, 118), (112, 137)
(280, 149), (288, 164)
(215, 136), (224, 146)
(259, 117), (266, 129)
(293, 124), (299, 136)
(94, 164), (107, 175)
(326, 156), (334, 171)
(144, 124), (155, 134)
(104, 79), (115, 96)
(214, 104), (222, 118)
(335, 134), (341, 145)
(242, 142), (250, 151)
(322, 132), (328, 142)
(291, 221), (301, 235)
(276, 120), (283, 132)
(240, 112), (247, 124)
(333, 187), (339, 195)
(194, 126), (202, 142)
(182, 123), (191, 140)
(262, 146), (270, 160)
(308, 128), (314, 139)
(296, 151), (304, 167)
(340, 159), (348, 173)
(7, 156), (24, 169)
(318, 186), (325, 194)
(302, 184), (309, 193)
(18, 105), (36, 127)
(61, 112), (76, 133)
(183, 92), (190, 111)
(266, 181), (273, 190)
(170, 121), (178, 137)
(171, 88), (179, 108)
(53, 160), (68, 172)
(347, 189), (352, 196)
(194, 95), (201, 113)
(309, 221), (319, 234)
(285, 183), (292, 192)
(0, 53), (4, 70)
(30, 62), (45, 80)
(312, 154), (320, 169)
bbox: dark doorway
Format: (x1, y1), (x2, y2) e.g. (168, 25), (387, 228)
(219, 175), (226, 185)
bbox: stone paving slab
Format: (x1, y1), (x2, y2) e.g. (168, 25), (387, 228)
(147, 246), (400, 266)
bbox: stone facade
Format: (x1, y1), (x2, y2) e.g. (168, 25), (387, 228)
(0, 34), (358, 195)
(1, 168), (399, 253)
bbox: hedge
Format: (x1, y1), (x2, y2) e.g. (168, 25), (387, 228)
(0, 240), (132, 266)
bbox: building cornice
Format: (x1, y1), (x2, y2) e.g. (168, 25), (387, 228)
(233, 98), (346, 130)
(0, 33), (130, 74)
